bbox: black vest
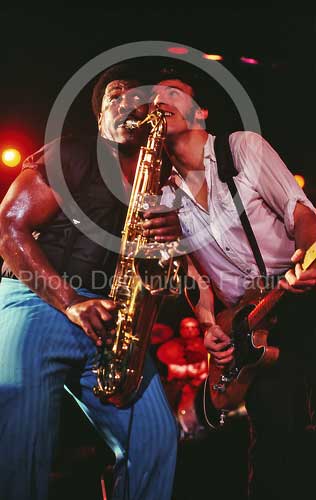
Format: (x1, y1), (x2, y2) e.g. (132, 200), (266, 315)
(2, 135), (127, 295)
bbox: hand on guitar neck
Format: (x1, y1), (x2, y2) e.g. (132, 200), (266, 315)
(278, 245), (316, 293)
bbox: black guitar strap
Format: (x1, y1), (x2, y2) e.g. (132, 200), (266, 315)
(214, 134), (267, 277)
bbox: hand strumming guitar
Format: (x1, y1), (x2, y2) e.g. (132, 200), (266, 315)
(204, 324), (234, 366)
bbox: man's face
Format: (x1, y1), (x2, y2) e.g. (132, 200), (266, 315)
(99, 79), (149, 144)
(179, 317), (200, 339)
(151, 79), (201, 135)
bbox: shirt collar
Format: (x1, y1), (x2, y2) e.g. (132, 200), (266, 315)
(203, 133), (216, 161)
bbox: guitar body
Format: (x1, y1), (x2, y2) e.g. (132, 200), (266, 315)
(209, 329), (279, 411)
(208, 285), (280, 424)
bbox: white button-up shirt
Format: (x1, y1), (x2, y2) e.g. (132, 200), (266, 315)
(161, 132), (316, 306)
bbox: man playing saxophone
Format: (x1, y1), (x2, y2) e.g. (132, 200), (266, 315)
(0, 60), (181, 500)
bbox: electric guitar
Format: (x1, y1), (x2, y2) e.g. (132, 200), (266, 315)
(206, 242), (316, 428)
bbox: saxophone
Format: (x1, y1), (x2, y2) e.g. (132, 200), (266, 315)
(93, 108), (183, 407)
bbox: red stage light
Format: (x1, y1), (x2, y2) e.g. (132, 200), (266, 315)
(167, 47), (189, 55)
(240, 56), (260, 65)
(203, 54), (223, 61)
(294, 174), (305, 189)
(1, 148), (22, 167)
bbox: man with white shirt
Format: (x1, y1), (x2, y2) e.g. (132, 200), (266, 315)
(152, 60), (316, 499)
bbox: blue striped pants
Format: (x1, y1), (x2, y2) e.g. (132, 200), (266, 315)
(0, 278), (178, 500)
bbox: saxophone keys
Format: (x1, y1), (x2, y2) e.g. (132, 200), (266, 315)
(125, 333), (140, 343)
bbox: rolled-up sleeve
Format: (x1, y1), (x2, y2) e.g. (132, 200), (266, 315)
(233, 131), (316, 237)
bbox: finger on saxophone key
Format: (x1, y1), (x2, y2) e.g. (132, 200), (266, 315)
(142, 219), (151, 237)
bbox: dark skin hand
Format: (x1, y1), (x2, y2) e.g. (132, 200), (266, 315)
(0, 169), (182, 345)
(143, 205), (182, 241)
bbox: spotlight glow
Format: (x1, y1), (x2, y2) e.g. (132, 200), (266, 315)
(167, 47), (189, 55)
(294, 174), (305, 189)
(240, 56), (260, 65)
(1, 148), (22, 167)
(203, 54), (223, 61)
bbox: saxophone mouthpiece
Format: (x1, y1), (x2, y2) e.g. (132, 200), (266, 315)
(125, 119), (139, 130)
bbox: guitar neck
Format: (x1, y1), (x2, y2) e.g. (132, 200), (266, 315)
(248, 287), (285, 331)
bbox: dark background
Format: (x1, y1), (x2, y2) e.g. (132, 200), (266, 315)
(1, 9), (315, 499)
(1, 8), (316, 203)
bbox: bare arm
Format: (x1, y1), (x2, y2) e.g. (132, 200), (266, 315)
(280, 202), (316, 293)
(186, 255), (215, 328)
(186, 255), (234, 365)
(0, 169), (116, 343)
(293, 201), (316, 251)
(0, 169), (79, 310)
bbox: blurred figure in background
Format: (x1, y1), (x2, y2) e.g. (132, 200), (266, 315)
(157, 317), (208, 437)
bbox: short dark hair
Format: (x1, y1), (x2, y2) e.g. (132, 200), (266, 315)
(151, 57), (211, 109)
(91, 59), (153, 118)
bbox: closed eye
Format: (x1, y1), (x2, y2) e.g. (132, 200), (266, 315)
(104, 93), (122, 104)
(167, 88), (181, 97)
